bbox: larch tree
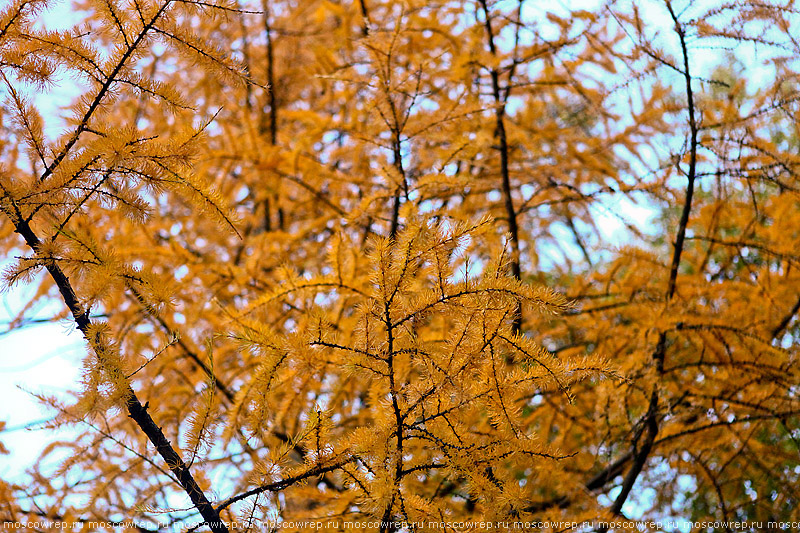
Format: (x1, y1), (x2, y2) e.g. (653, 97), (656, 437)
(0, 0), (799, 532)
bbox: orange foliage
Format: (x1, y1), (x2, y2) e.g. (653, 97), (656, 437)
(1, 0), (799, 531)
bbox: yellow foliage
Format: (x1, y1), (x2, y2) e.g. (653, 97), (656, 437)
(1, 0), (799, 531)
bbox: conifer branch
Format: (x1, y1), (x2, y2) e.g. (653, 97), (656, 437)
(771, 295), (800, 340)
(10, 216), (230, 533)
(127, 285), (236, 403)
(664, 2), (699, 302)
(479, 0), (522, 334)
(36, 0), (173, 187)
(599, 3), (699, 523)
(213, 457), (357, 513)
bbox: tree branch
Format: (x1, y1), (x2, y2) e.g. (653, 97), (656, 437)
(479, 0), (522, 334)
(11, 217), (229, 533)
(35, 0), (173, 188)
(598, 3), (700, 523)
(214, 457), (356, 514)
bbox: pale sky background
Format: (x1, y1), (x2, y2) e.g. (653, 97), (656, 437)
(1, 0), (86, 480)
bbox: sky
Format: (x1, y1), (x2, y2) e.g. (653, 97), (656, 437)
(0, 291), (85, 479)
(0, 0), (87, 480)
